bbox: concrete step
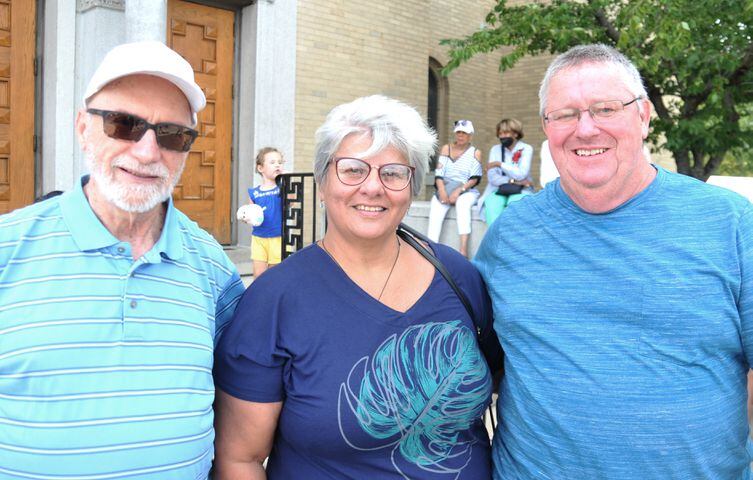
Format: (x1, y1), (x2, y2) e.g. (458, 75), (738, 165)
(223, 245), (253, 287)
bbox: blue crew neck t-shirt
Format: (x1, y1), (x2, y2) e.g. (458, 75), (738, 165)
(248, 185), (282, 238)
(215, 242), (494, 479)
(474, 166), (753, 479)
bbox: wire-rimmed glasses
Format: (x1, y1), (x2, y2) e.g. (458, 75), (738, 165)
(331, 157), (414, 191)
(544, 97), (642, 129)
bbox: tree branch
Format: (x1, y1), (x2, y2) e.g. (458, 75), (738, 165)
(684, 42), (753, 115)
(702, 90), (741, 178)
(703, 153), (725, 180)
(727, 41), (753, 88)
(674, 149), (691, 176)
(646, 84), (670, 121)
(588, 2), (621, 43)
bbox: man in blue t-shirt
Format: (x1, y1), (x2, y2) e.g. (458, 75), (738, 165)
(474, 44), (753, 479)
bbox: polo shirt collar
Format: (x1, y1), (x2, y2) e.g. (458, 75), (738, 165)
(151, 196), (184, 261)
(59, 175), (184, 261)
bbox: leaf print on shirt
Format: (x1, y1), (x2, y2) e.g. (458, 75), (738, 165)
(337, 320), (491, 479)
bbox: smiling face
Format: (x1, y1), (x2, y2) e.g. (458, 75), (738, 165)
(542, 62), (653, 209)
(76, 74), (192, 214)
(320, 133), (412, 245)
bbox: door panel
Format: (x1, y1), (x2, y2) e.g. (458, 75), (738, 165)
(0, 0), (35, 214)
(167, 0), (234, 243)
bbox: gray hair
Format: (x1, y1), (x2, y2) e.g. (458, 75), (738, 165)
(313, 95), (437, 196)
(539, 44), (648, 116)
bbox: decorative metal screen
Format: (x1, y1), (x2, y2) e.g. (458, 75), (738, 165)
(278, 173), (318, 260)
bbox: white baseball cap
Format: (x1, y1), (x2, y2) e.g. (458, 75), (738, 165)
(83, 41), (206, 125)
(453, 119), (474, 134)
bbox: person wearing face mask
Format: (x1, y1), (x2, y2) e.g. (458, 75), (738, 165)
(477, 118), (534, 225)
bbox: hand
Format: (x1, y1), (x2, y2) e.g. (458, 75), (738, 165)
(438, 192), (450, 204)
(448, 189), (462, 205)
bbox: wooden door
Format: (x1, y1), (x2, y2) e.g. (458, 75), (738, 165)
(0, 0), (35, 214)
(167, 0), (234, 244)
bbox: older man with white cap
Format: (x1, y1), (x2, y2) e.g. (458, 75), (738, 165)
(0, 41), (244, 479)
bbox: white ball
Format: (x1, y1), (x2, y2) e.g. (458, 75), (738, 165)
(236, 204), (265, 227)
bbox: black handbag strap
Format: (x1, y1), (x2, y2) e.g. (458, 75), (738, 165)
(396, 223), (499, 430)
(396, 223), (480, 335)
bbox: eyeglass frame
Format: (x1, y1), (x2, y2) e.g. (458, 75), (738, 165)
(543, 96), (643, 128)
(329, 157), (416, 191)
(86, 108), (199, 152)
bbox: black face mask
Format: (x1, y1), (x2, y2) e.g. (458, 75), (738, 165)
(499, 137), (514, 149)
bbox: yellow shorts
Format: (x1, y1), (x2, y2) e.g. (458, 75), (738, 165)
(251, 235), (282, 265)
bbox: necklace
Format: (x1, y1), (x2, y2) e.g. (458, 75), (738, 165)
(320, 236), (401, 301)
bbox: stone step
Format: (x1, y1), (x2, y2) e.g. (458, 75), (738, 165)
(223, 245), (253, 287)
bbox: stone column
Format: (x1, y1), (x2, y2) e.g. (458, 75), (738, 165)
(236, 1), (298, 245)
(125, 0), (167, 42)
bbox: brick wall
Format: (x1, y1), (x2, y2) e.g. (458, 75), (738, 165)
(293, 0), (675, 193)
(294, 0), (506, 195)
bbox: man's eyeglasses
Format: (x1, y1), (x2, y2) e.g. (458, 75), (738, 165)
(454, 120), (471, 127)
(543, 97), (642, 129)
(87, 109), (198, 152)
(331, 157), (414, 191)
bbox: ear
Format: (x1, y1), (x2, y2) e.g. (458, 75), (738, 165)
(638, 98), (652, 140)
(75, 108), (90, 150)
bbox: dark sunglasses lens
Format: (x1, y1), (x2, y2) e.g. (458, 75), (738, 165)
(103, 112), (145, 141)
(155, 124), (196, 152)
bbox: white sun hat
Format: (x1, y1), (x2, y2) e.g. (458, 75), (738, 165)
(83, 40), (206, 125)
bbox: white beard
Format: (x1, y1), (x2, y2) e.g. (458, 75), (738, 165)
(86, 151), (184, 213)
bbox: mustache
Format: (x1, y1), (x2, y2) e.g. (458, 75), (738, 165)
(111, 155), (170, 179)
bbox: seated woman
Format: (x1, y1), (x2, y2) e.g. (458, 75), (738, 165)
(426, 120), (483, 258)
(478, 118), (534, 225)
(213, 95), (494, 479)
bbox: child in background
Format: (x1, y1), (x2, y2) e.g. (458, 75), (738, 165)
(248, 147), (284, 277)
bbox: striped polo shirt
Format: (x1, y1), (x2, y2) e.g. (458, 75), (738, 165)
(0, 176), (245, 479)
(435, 146), (483, 192)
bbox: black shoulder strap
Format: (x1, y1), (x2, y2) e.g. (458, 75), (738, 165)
(396, 223), (480, 335)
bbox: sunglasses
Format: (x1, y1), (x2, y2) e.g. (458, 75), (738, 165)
(87, 108), (198, 152)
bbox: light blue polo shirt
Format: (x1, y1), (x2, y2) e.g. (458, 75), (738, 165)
(0, 176), (244, 479)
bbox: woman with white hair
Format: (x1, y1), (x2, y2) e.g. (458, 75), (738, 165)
(213, 95), (495, 479)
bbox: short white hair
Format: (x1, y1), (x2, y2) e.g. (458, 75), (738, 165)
(539, 44), (648, 116)
(313, 95), (437, 196)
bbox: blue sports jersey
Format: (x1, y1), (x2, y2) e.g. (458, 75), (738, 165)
(215, 242), (494, 479)
(248, 185), (282, 238)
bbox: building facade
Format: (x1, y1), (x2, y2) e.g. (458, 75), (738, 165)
(2, 0), (672, 247)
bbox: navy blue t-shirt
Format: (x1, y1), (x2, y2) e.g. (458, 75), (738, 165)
(214, 242), (493, 479)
